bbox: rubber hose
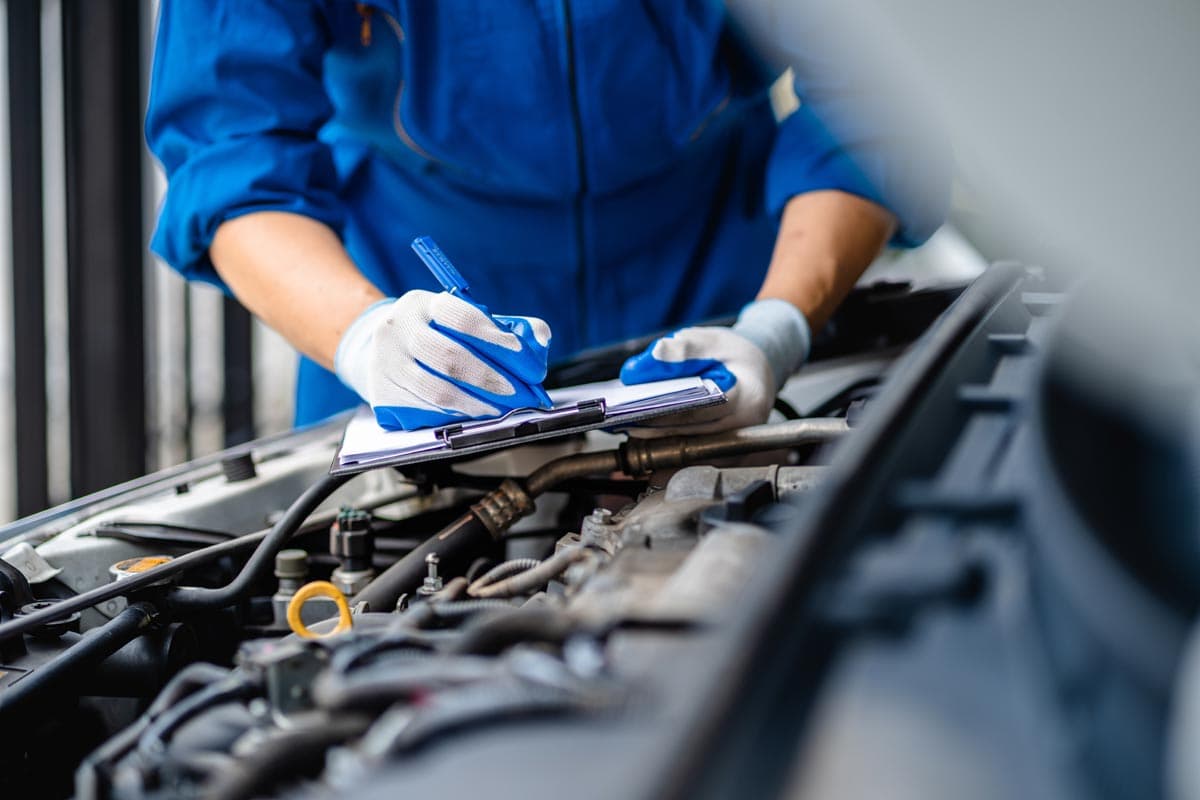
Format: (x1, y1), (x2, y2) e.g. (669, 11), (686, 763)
(312, 657), (496, 711)
(204, 714), (371, 800)
(74, 663), (233, 800)
(448, 608), (585, 656)
(166, 472), (351, 610)
(403, 599), (515, 629)
(0, 474), (357, 643)
(0, 601), (156, 718)
(467, 558), (542, 591)
(353, 512), (495, 612)
(468, 548), (587, 599)
(136, 677), (258, 760)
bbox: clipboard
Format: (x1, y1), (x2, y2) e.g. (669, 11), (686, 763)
(330, 377), (725, 475)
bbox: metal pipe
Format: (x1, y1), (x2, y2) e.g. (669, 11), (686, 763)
(617, 418), (850, 476)
(523, 450), (623, 496)
(521, 418), (848, 496)
(354, 418), (849, 611)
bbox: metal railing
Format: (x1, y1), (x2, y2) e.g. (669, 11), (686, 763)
(0, 0), (294, 522)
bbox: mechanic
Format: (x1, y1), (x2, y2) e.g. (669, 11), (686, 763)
(146, 2), (946, 432)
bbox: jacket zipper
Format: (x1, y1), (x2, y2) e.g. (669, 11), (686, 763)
(689, 90), (732, 142)
(355, 3), (373, 46)
(561, 0), (589, 349)
(357, 4), (447, 167)
(380, 10), (440, 163)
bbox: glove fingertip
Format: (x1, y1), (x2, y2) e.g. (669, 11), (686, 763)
(705, 365), (737, 393)
(529, 317), (552, 348)
(500, 314), (553, 349)
(620, 351), (689, 385)
(531, 384), (553, 409)
(619, 352), (654, 385)
(373, 404), (466, 432)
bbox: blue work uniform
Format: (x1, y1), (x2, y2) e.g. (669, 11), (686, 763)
(146, 1), (948, 426)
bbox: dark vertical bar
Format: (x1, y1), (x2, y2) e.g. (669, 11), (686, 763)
(222, 297), (254, 447)
(8, 0), (49, 515)
(62, 0), (145, 496)
(183, 289), (194, 460)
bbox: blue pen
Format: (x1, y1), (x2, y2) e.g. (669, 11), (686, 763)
(409, 236), (553, 408)
(411, 236), (477, 304)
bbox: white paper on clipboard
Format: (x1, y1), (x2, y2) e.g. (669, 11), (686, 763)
(334, 376), (723, 471)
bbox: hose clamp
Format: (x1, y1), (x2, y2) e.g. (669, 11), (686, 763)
(471, 479), (535, 538)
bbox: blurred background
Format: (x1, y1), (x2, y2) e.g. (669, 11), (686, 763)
(0, 0), (297, 523)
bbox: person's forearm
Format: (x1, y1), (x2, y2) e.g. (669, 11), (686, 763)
(757, 190), (897, 331)
(210, 211), (385, 370)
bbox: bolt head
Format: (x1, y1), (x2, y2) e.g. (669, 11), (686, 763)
(589, 508), (613, 525)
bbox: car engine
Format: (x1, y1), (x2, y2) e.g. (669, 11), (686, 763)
(0, 266), (1195, 800)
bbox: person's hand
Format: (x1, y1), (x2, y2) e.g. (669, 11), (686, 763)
(335, 290), (552, 431)
(620, 299), (811, 434)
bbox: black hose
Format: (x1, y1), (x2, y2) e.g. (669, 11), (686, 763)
(203, 714), (371, 800)
(0, 473), (352, 643)
(354, 455), (619, 612)
(367, 681), (591, 757)
(405, 599), (516, 628)
(0, 531), (266, 645)
(313, 657), (496, 711)
(353, 513), (496, 612)
(165, 472), (351, 610)
(135, 675), (258, 760)
(74, 663), (235, 799)
(144, 662), (235, 717)
(448, 608), (585, 656)
(0, 601), (156, 718)
(329, 632), (439, 675)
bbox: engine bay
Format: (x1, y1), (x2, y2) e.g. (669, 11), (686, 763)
(2, 271), (1191, 800)
(1, 373), (867, 798)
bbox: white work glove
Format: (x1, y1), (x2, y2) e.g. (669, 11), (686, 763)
(335, 290), (553, 431)
(619, 298), (811, 434)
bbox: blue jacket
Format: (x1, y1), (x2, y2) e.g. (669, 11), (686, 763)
(146, 1), (948, 426)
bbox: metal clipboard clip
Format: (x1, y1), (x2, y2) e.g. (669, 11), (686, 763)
(434, 399), (608, 450)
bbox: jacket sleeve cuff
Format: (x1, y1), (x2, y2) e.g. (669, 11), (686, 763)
(149, 135), (346, 289)
(733, 298), (812, 390)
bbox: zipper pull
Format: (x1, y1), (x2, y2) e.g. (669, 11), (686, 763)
(356, 3), (373, 47)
